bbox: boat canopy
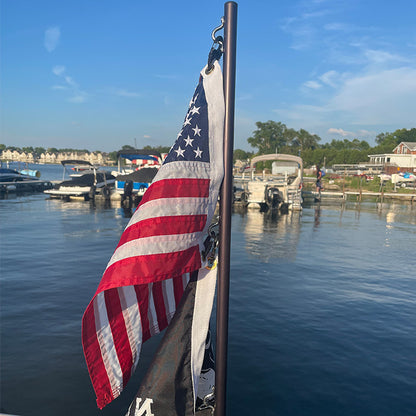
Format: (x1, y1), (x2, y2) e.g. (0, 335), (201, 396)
(250, 153), (303, 170)
(116, 149), (161, 162)
(61, 160), (94, 167)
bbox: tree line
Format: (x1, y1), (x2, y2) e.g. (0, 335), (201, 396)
(0, 144), (171, 164)
(233, 122), (416, 168)
(0, 144), (97, 156)
(2, 124), (415, 168)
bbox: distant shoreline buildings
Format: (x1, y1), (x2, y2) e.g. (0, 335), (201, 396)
(0, 149), (111, 165)
(1, 142), (415, 174)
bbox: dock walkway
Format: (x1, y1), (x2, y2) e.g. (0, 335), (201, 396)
(302, 190), (416, 203)
(0, 179), (53, 196)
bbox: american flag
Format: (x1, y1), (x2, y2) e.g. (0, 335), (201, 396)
(82, 61), (224, 409)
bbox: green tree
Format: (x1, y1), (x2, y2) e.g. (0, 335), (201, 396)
(108, 151), (118, 163)
(121, 145), (135, 151)
(6, 145), (21, 152)
(291, 129), (321, 153)
(34, 147), (46, 155)
(143, 145), (171, 154)
(357, 140), (370, 151)
(376, 128), (416, 145)
(374, 128), (416, 153)
(233, 148), (252, 163)
(247, 121), (292, 154)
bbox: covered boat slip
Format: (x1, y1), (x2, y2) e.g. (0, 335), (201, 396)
(115, 168), (159, 195)
(235, 154), (303, 211)
(113, 149), (162, 198)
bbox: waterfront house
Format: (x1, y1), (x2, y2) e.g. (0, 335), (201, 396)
(368, 142), (416, 174)
(392, 142), (416, 155)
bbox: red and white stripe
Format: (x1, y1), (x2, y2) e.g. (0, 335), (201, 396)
(82, 167), (211, 408)
(84, 274), (190, 408)
(82, 62), (224, 410)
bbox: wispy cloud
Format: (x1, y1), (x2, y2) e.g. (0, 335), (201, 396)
(52, 65), (88, 103)
(52, 65), (65, 76)
(44, 26), (60, 52)
(303, 80), (322, 89)
(364, 49), (410, 65)
(108, 88), (140, 98)
(278, 0), (416, 138)
(280, 7), (334, 50)
(357, 129), (377, 137)
(329, 67), (416, 125)
(319, 70), (343, 87)
(327, 128), (377, 139)
(324, 22), (352, 32)
(275, 67), (416, 134)
(327, 128), (354, 137)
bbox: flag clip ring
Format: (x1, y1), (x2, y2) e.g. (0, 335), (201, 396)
(202, 222), (219, 269)
(206, 17), (224, 74)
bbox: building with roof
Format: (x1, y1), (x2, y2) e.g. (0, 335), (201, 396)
(368, 142), (416, 174)
(392, 142), (416, 155)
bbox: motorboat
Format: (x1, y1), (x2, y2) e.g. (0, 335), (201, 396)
(113, 150), (164, 202)
(237, 154), (303, 212)
(0, 167), (36, 182)
(0, 166), (52, 195)
(44, 160), (115, 200)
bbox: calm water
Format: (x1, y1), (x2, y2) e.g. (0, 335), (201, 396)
(1, 164), (416, 416)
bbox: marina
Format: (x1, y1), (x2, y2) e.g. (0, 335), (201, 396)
(2, 1), (415, 414)
(1, 166), (416, 415)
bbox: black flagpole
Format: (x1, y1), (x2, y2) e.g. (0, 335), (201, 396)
(216, 2), (237, 416)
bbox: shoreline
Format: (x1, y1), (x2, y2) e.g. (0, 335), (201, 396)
(302, 189), (416, 204)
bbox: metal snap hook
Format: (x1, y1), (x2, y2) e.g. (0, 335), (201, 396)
(206, 17), (225, 74)
(211, 17), (225, 43)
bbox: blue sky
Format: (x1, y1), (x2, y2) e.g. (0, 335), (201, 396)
(1, 0), (416, 152)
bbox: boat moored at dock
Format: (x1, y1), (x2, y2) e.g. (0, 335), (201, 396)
(112, 149), (163, 204)
(44, 160), (115, 201)
(236, 154), (303, 212)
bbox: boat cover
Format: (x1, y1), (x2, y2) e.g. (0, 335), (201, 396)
(117, 149), (161, 162)
(58, 172), (115, 187)
(115, 167), (158, 183)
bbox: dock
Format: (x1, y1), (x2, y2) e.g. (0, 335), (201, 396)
(0, 180), (53, 196)
(302, 190), (416, 203)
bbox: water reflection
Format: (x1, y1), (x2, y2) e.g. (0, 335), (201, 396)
(46, 198), (134, 219)
(314, 206), (321, 229)
(44, 198), (132, 240)
(121, 206), (134, 218)
(377, 202), (416, 226)
(235, 209), (302, 262)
